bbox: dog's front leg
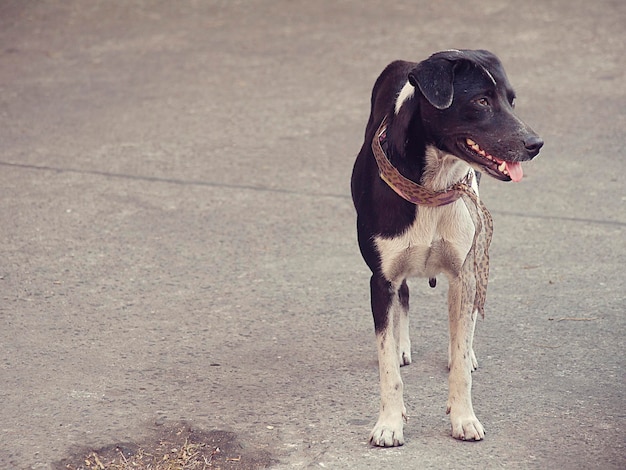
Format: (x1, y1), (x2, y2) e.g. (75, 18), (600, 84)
(446, 274), (485, 441)
(448, 308), (478, 371)
(396, 280), (412, 366)
(370, 274), (406, 447)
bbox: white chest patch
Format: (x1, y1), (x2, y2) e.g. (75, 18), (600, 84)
(374, 147), (480, 285)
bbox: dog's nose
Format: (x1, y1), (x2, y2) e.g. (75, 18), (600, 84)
(524, 135), (544, 158)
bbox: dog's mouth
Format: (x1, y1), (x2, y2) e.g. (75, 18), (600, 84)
(458, 138), (523, 182)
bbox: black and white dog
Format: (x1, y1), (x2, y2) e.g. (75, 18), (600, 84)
(351, 50), (543, 447)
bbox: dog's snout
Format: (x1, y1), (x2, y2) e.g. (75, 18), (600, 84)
(524, 135), (544, 158)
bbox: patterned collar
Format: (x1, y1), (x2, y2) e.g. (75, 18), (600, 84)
(372, 115), (474, 207)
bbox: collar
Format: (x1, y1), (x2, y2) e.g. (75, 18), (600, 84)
(371, 115), (475, 207)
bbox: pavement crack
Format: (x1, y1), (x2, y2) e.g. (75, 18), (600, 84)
(0, 160), (350, 200)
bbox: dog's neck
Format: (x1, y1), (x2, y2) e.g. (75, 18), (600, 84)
(373, 116), (475, 206)
(422, 145), (475, 192)
(387, 98), (473, 193)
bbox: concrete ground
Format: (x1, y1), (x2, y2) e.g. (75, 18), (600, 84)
(1, 0), (624, 468)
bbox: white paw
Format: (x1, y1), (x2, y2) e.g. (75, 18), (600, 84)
(370, 418), (405, 447)
(448, 409), (485, 441)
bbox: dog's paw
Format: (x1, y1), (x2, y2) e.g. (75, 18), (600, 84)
(447, 409), (485, 441)
(370, 420), (405, 447)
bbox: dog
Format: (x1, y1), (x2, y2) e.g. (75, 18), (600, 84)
(351, 49), (543, 447)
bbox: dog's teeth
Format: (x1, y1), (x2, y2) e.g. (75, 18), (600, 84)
(467, 138), (497, 162)
(498, 161), (507, 173)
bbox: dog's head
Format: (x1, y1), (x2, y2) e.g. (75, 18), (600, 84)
(407, 49), (543, 182)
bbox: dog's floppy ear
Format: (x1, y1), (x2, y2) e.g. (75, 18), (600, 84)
(408, 57), (455, 110)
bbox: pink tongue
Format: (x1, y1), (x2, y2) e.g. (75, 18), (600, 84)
(505, 161), (524, 182)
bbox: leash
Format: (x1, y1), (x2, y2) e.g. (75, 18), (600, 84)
(371, 116), (494, 317)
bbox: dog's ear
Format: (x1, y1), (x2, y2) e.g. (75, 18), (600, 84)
(408, 58), (455, 110)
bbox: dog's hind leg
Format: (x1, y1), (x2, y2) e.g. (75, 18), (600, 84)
(369, 274), (406, 447)
(445, 274), (485, 441)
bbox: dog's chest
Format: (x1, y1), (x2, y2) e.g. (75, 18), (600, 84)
(374, 200), (476, 283)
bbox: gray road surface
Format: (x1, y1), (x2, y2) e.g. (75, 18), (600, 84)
(1, 1), (624, 468)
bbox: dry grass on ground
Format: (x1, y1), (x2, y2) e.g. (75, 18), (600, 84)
(55, 424), (272, 470)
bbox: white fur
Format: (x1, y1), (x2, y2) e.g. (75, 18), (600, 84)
(394, 81), (415, 115)
(370, 329), (406, 446)
(371, 146), (485, 445)
(482, 67), (497, 86)
(374, 147), (477, 284)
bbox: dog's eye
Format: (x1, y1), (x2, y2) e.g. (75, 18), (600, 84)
(475, 98), (489, 107)
(510, 97), (516, 108)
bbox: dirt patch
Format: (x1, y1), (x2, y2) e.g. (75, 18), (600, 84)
(53, 422), (275, 470)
